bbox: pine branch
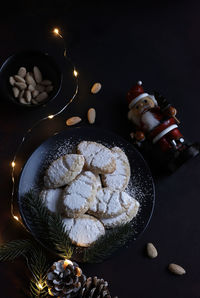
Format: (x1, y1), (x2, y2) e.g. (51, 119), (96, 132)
(47, 212), (74, 259)
(21, 191), (51, 245)
(0, 240), (32, 262)
(22, 191), (135, 264)
(83, 222), (135, 263)
(22, 191), (74, 259)
(25, 244), (49, 297)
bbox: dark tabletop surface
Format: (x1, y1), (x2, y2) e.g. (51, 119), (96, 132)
(0, 1), (200, 297)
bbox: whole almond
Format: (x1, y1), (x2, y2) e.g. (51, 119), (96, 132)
(91, 82), (102, 94)
(18, 67), (26, 78)
(66, 116), (82, 126)
(35, 91), (48, 102)
(19, 90), (25, 99)
(32, 90), (39, 98)
(168, 263), (186, 275)
(12, 87), (20, 98)
(25, 73), (36, 87)
(41, 80), (52, 86)
(28, 84), (35, 92)
(19, 98), (28, 104)
(87, 108), (96, 124)
(25, 90), (32, 103)
(146, 243), (158, 258)
(9, 76), (15, 86)
(46, 85), (54, 93)
(33, 66), (42, 83)
(36, 84), (45, 92)
(14, 75), (25, 83)
(32, 98), (39, 105)
(15, 82), (27, 90)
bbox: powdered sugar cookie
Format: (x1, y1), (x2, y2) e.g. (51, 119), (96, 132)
(100, 199), (140, 228)
(95, 174), (102, 190)
(77, 141), (116, 174)
(40, 188), (63, 213)
(44, 154), (85, 189)
(102, 147), (130, 191)
(62, 171), (97, 217)
(88, 188), (134, 219)
(62, 214), (105, 247)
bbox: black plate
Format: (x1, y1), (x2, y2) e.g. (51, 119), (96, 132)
(18, 127), (155, 261)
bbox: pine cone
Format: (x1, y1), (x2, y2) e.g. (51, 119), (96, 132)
(79, 276), (111, 298)
(46, 259), (86, 297)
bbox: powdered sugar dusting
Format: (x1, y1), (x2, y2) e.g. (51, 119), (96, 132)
(77, 141), (116, 174)
(63, 215), (105, 247)
(27, 132), (154, 245)
(102, 147), (130, 191)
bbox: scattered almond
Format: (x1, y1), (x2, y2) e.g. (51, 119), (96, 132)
(146, 243), (158, 258)
(18, 67), (26, 78)
(66, 116), (82, 126)
(91, 82), (101, 94)
(87, 108), (96, 124)
(168, 263), (186, 275)
(33, 66), (43, 83)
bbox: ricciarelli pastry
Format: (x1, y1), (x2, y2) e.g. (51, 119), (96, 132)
(44, 154), (85, 188)
(62, 215), (105, 247)
(77, 141), (116, 174)
(102, 147), (130, 191)
(62, 171), (97, 218)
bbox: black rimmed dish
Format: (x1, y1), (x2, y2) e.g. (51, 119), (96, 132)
(0, 50), (63, 108)
(17, 127), (155, 262)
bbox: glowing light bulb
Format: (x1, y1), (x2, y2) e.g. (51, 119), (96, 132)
(37, 283), (43, 290)
(13, 215), (19, 221)
(48, 115), (54, 119)
(11, 161), (16, 168)
(73, 69), (78, 77)
(53, 28), (59, 35)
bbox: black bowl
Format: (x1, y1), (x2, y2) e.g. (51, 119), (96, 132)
(0, 50), (63, 108)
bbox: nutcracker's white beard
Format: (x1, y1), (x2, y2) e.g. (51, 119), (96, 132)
(141, 111), (160, 131)
(128, 109), (160, 131)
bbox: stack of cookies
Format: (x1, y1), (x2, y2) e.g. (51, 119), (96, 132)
(40, 141), (140, 247)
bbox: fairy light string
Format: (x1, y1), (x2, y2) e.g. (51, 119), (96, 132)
(11, 27), (79, 227)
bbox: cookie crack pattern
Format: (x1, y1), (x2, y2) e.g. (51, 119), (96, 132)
(105, 190), (114, 213)
(62, 156), (71, 170)
(66, 190), (86, 200)
(90, 147), (104, 166)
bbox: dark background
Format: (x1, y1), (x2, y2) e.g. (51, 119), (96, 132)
(0, 1), (200, 297)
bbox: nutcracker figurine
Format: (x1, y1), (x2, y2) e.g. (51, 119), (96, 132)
(127, 81), (199, 172)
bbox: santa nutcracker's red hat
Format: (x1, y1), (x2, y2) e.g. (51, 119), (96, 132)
(127, 81), (149, 109)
